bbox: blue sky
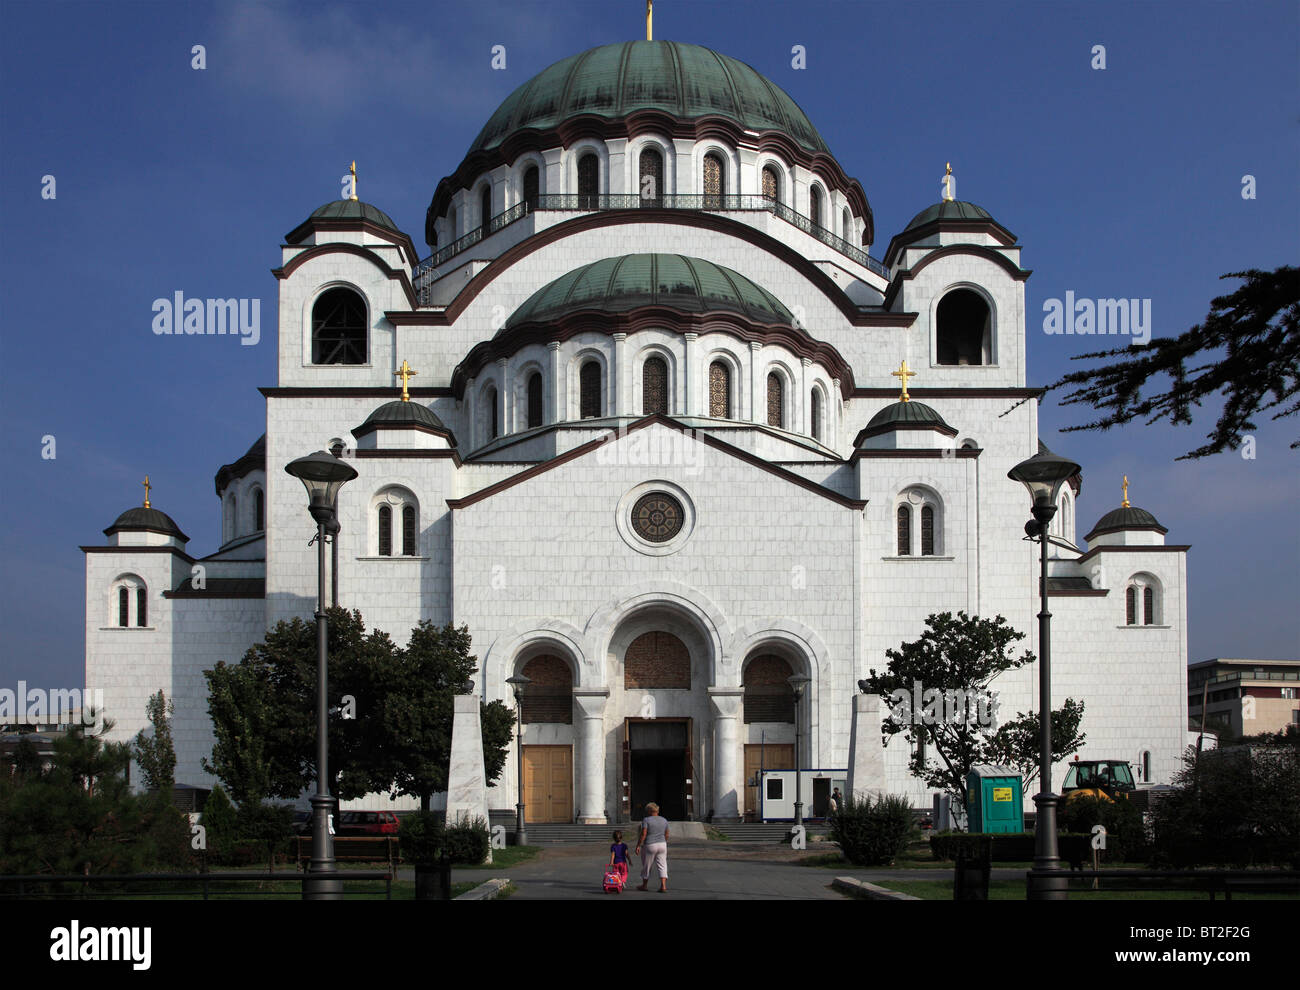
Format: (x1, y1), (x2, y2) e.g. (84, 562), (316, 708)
(1, 0), (1296, 692)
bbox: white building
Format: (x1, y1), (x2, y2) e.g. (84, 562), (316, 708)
(83, 38), (1189, 822)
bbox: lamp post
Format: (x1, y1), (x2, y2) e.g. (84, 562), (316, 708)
(1008, 449), (1080, 901)
(506, 674), (531, 846)
(285, 450), (358, 900)
(787, 674), (811, 829)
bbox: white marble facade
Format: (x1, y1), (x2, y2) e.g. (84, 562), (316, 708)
(84, 39), (1189, 820)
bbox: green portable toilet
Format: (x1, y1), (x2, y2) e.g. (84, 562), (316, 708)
(966, 765), (1023, 833)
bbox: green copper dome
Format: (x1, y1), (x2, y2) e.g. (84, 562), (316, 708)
(469, 41), (830, 156)
(865, 401), (952, 432)
(1085, 505), (1167, 541)
(903, 200), (995, 232)
(505, 254), (794, 330)
(359, 400), (448, 432)
(104, 506), (189, 542)
(304, 199), (401, 233)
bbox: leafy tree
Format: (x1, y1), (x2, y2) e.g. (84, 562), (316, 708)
(859, 612), (1083, 822)
(199, 784), (239, 864)
(985, 698), (1087, 793)
(1050, 266), (1300, 459)
(236, 800), (295, 873)
(133, 689), (177, 793)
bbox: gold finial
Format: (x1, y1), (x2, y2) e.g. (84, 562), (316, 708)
(394, 359), (418, 401)
(891, 359), (917, 402)
(349, 161), (358, 201)
(646, 0), (653, 40)
(1122, 475), (1130, 508)
(142, 475), (152, 509)
(942, 162), (955, 202)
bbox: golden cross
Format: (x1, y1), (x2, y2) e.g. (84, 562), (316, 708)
(394, 359), (418, 401)
(1122, 475), (1130, 507)
(891, 359), (916, 402)
(349, 160), (358, 201)
(942, 162), (954, 202)
(646, 0), (653, 40)
(142, 475), (152, 508)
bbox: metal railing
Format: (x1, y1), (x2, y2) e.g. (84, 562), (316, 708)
(0, 870), (393, 900)
(414, 193), (889, 299)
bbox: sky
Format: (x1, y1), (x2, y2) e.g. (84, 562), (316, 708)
(1, 0), (1297, 693)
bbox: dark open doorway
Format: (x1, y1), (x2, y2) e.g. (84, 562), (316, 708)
(626, 719), (690, 821)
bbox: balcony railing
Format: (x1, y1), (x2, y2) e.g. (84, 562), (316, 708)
(414, 193), (889, 300)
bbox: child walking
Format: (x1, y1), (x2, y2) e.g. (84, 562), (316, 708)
(608, 830), (630, 888)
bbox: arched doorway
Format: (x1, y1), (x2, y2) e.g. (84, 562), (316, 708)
(623, 630), (693, 821)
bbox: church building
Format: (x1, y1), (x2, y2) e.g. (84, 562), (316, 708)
(83, 33), (1190, 823)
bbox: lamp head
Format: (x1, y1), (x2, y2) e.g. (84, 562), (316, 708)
(285, 451), (358, 525)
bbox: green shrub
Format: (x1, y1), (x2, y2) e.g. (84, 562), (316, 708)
(199, 785), (238, 864)
(399, 811), (446, 866)
(236, 800), (295, 870)
(444, 816), (491, 865)
(1059, 795), (1146, 863)
(829, 794), (917, 866)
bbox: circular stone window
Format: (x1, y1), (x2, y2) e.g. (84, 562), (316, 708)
(631, 492), (684, 543)
(616, 482), (696, 556)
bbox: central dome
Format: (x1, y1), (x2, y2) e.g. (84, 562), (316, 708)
(469, 41), (829, 156)
(504, 254), (794, 330)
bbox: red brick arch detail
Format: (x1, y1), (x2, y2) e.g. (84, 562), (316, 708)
(624, 631), (691, 689)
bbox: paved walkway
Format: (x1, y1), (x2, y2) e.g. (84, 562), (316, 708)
(446, 840), (852, 900)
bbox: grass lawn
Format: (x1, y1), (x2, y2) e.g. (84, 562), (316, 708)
(875, 877), (1298, 900)
(456, 845), (541, 869)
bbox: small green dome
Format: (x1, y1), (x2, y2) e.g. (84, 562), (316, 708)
(360, 400), (447, 432)
(1085, 505), (1167, 540)
(505, 254), (794, 330)
(469, 41), (829, 156)
(865, 400), (952, 432)
(104, 506), (188, 542)
(903, 200), (995, 232)
(306, 199), (401, 233)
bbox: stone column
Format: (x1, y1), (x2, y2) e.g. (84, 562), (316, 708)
(800, 357), (811, 435)
(612, 333), (627, 416)
(547, 341), (561, 423)
(683, 332), (698, 416)
(749, 341), (762, 423)
(572, 690), (609, 824)
(496, 357), (510, 434)
(542, 147), (564, 197)
(708, 688), (744, 822)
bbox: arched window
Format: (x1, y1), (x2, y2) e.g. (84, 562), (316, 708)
(702, 152), (725, 207)
(936, 289), (992, 366)
(766, 372), (784, 428)
(744, 654), (795, 723)
(402, 505), (416, 557)
(761, 165), (779, 202)
(921, 505), (935, 556)
(483, 385), (499, 439)
(709, 361), (731, 418)
(224, 493), (237, 543)
(378, 505), (392, 557)
(254, 488), (264, 532)
(810, 389), (822, 440)
(112, 574), (147, 628)
(1143, 587), (1155, 625)
(896, 505), (911, 556)
(897, 488), (943, 555)
(1125, 573), (1162, 625)
(624, 631), (691, 689)
(527, 372), (544, 428)
(523, 165), (540, 209)
(479, 184), (492, 230)
(639, 147), (663, 206)
(579, 361), (602, 418)
(311, 287), (367, 365)
(809, 185), (822, 228)
(842, 207), (851, 240)
(136, 587), (148, 627)
(520, 654), (573, 723)
(118, 587), (130, 627)
(577, 153), (599, 209)
(1125, 586), (1137, 625)
(643, 357), (668, 415)
(1141, 750), (1151, 782)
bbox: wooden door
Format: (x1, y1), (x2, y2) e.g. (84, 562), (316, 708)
(744, 744), (794, 821)
(523, 745), (572, 824)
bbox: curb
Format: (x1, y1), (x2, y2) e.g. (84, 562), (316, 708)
(832, 876), (922, 901)
(455, 878), (512, 900)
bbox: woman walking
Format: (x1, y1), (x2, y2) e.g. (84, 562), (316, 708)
(636, 802), (670, 893)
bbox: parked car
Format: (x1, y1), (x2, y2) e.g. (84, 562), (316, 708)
(338, 811), (400, 836)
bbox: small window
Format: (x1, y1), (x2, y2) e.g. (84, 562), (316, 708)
(897, 505), (911, 556)
(523, 165), (540, 209)
(1143, 586), (1154, 625)
(311, 287), (367, 365)
(118, 587), (129, 627)
(484, 385), (499, 440)
(136, 588), (147, 627)
(254, 489), (264, 532)
(766, 778), (783, 801)
(580, 361), (602, 418)
(527, 372), (544, 428)
(378, 505), (392, 557)
(709, 361), (731, 418)
(1126, 586), (1137, 625)
(842, 207), (851, 240)
(762, 165), (779, 202)
(810, 390), (822, 441)
(639, 147), (663, 206)
(479, 185), (492, 230)
(921, 505), (935, 556)
(766, 372), (784, 428)
(809, 185), (822, 228)
(703, 152), (725, 207)
(402, 505), (416, 557)
(577, 153), (599, 209)
(936, 289), (991, 366)
(1141, 750), (1151, 782)
(643, 357), (668, 415)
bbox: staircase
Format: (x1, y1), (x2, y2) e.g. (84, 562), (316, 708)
(710, 823), (830, 844)
(484, 812), (830, 845)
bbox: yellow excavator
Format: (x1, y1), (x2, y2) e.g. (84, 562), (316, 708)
(1060, 759), (1136, 804)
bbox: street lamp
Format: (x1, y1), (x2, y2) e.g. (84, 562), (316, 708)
(505, 674), (531, 846)
(285, 450), (358, 900)
(787, 674), (811, 829)
(1008, 449), (1081, 902)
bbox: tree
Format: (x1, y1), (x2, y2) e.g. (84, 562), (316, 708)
(199, 784), (239, 864)
(985, 698), (1087, 792)
(133, 689), (177, 793)
(858, 611), (1084, 823)
(1049, 266), (1300, 459)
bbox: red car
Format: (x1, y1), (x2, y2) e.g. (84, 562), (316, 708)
(338, 811), (400, 836)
